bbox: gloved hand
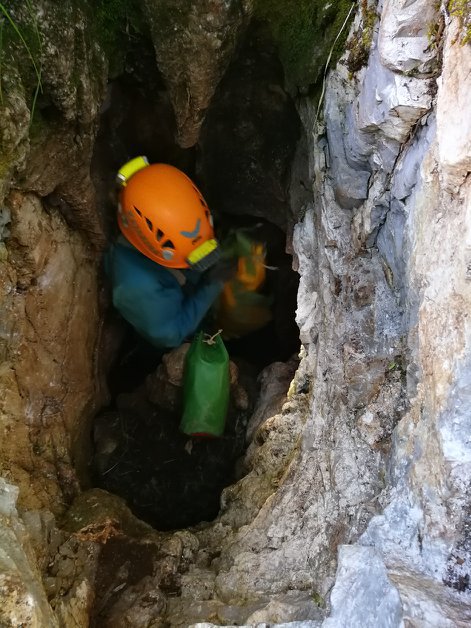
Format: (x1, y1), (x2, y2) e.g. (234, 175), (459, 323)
(206, 257), (238, 284)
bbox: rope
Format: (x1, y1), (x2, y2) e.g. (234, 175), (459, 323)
(314, 2), (356, 127)
(203, 329), (223, 345)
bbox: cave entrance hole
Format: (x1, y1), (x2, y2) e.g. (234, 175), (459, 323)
(90, 23), (301, 531)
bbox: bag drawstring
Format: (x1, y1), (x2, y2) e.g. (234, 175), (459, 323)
(203, 329), (223, 345)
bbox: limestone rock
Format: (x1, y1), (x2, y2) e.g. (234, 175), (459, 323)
(61, 489), (155, 538)
(0, 479), (58, 627)
(324, 79), (371, 209)
(4, 1), (108, 247)
(324, 38), (434, 212)
(377, 0), (441, 75)
(146, 343), (191, 412)
(142, 0), (252, 147)
(0, 72), (30, 204)
(47, 536), (100, 627)
(436, 19), (471, 193)
(323, 545), (403, 628)
(355, 46), (433, 144)
(245, 359), (298, 443)
(316, 11), (471, 628)
(199, 24), (300, 229)
(101, 576), (167, 628)
(0, 192), (102, 512)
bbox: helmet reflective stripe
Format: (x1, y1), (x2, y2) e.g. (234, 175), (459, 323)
(187, 239), (218, 265)
(188, 243), (221, 272)
(117, 156), (149, 187)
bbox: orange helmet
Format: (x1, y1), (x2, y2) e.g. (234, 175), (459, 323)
(117, 157), (220, 270)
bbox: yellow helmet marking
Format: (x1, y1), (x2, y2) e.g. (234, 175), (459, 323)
(187, 239), (218, 264)
(117, 156), (149, 187)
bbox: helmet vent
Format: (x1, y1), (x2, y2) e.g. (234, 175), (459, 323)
(133, 205), (142, 217)
(162, 239), (175, 249)
(156, 229), (164, 241)
(145, 218), (153, 231)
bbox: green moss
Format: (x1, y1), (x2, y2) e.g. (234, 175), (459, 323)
(94, 0), (146, 51)
(312, 591), (325, 608)
(0, 154), (12, 179)
(28, 105), (48, 141)
(145, 0), (191, 37)
(253, 0), (355, 88)
(0, 1), (42, 117)
(86, 0), (148, 76)
(345, 0), (378, 74)
(449, 0), (471, 45)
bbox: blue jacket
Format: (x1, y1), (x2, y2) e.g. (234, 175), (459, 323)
(105, 240), (223, 348)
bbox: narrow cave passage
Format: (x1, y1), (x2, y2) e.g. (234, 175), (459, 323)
(90, 24), (301, 531)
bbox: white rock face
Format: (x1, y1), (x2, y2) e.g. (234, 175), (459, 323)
(0, 479), (58, 627)
(436, 25), (471, 192)
(323, 545), (402, 628)
(317, 12), (471, 628)
(378, 0), (440, 74)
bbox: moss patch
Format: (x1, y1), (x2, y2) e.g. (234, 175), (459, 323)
(143, 0), (191, 37)
(0, 2), (42, 116)
(252, 0), (355, 88)
(449, 0), (471, 45)
(345, 0), (378, 74)
(94, 0), (146, 52)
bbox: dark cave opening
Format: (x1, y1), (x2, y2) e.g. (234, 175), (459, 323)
(90, 24), (301, 531)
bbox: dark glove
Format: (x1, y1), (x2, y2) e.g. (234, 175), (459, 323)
(206, 258), (238, 284)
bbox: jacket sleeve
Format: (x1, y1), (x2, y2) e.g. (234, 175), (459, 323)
(113, 274), (223, 349)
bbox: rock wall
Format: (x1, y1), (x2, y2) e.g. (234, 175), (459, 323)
(0, 191), (102, 512)
(0, 1), (108, 513)
(142, 0), (253, 148)
(320, 4), (471, 625)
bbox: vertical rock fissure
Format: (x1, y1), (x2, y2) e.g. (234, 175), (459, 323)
(90, 20), (301, 533)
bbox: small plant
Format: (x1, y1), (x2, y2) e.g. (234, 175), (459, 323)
(345, 0), (378, 75)
(252, 0), (356, 88)
(0, 1), (42, 122)
(448, 0), (471, 45)
(427, 20), (440, 47)
(93, 0), (147, 76)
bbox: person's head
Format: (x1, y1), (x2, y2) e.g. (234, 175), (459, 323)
(116, 156), (220, 271)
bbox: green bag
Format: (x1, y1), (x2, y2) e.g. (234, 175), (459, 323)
(180, 332), (230, 437)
